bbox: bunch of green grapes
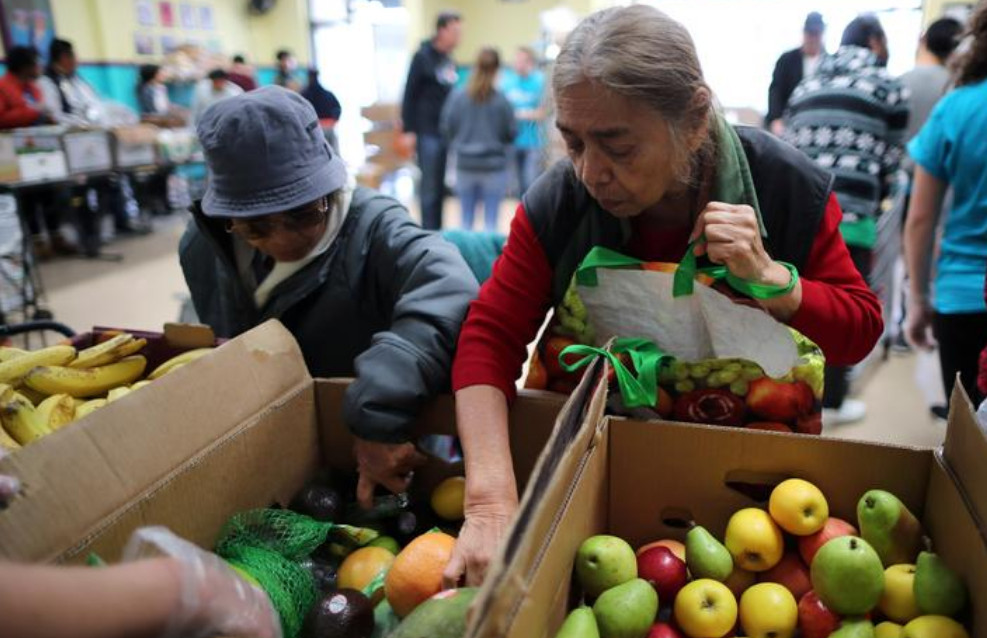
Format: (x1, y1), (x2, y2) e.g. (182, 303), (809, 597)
(792, 352), (825, 397)
(553, 283), (595, 344)
(658, 358), (764, 396)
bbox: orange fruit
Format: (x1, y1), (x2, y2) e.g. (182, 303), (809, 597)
(338, 546), (395, 600)
(384, 531), (456, 617)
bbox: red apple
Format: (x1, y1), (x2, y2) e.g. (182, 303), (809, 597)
(798, 590), (840, 638)
(646, 622), (685, 638)
(798, 517), (858, 565)
(758, 550), (811, 600)
(637, 546), (688, 603)
(637, 539), (686, 562)
(746, 378), (814, 421)
(673, 389), (746, 427)
(795, 411), (823, 435)
(746, 421), (794, 433)
(543, 336), (580, 381)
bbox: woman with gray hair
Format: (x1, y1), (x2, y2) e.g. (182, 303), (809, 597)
(446, 5), (883, 585)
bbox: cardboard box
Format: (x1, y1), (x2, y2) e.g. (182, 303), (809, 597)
(469, 371), (987, 638)
(0, 135), (20, 182)
(62, 130), (114, 174)
(0, 321), (566, 565)
(112, 125), (158, 168)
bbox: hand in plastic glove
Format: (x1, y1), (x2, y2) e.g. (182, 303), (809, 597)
(354, 438), (427, 510)
(0, 448), (19, 508)
(124, 526), (282, 638)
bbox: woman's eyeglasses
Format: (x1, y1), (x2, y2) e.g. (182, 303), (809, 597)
(224, 196), (330, 240)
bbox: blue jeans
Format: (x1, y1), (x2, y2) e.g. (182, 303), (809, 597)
(514, 146), (543, 196)
(417, 134), (447, 230)
(457, 169), (508, 231)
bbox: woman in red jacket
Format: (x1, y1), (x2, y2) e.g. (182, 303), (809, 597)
(444, 5), (883, 586)
(0, 46), (49, 129)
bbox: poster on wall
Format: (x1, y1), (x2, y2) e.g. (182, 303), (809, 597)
(0, 0), (56, 63)
(179, 3), (195, 29)
(197, 5), (214, 30)
(161, 34), (177, 53)
(159, 1), (174, 28)
(135, 0), (155, 26)
(135, 32), (155, 55)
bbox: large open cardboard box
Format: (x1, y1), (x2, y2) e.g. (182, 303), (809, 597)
(469, 368), (987, 638)
(0, 321), (568, 564)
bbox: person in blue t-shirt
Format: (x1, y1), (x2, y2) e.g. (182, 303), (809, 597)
(905, 1), (987, 404)
(500, 47), (546, 196)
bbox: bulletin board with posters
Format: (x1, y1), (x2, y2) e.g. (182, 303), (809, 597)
(0, 0), (55, 64)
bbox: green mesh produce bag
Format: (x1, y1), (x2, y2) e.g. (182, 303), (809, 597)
(215, 509), (380, 638)
(223, 544), (318, 638)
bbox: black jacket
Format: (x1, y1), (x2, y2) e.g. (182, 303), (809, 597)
(179, 187), (478, 443)
(522, 126), (834, 305)
(766, 48), (804, 126)
(401, 40), (458, 136)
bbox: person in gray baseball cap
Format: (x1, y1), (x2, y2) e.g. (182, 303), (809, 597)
(179, 86), (478, 506)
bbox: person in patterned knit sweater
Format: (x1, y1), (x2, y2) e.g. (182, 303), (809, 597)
(784, 14), (909, 425)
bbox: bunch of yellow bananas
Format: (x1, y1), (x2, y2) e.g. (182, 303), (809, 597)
(0, 335), (214, 453)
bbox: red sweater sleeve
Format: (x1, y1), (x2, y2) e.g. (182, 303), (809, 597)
(789, 194), (884, 365)
(0, 80), (41, 129)
(452, 205), (553, 402)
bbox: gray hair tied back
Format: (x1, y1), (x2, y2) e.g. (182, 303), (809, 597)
(552, 5), (717, 184)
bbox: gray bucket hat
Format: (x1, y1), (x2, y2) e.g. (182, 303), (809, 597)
(197, 85), (347, 218)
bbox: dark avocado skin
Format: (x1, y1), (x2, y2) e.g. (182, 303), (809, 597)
(292, 484), (343, 523)
(305, 589), (374, 638)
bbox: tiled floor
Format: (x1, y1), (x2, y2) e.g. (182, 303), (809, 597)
(28, 202), (948, 451)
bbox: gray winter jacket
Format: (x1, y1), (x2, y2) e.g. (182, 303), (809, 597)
(440, 88), (517, 172)
(179, 187), (478, 443)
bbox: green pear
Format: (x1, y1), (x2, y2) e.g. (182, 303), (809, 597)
(914, 551), (967, 617)
(555, 606), (601, 638)
(685, 525), (733, 582)
(810, 536), (885, 615)
(576, 535), (638, 598)
(831, 618), (876, 638)
(593, 578), (658, 638)
(857, 490), (924, 566)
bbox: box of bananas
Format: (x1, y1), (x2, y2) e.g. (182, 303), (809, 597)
(0, 333), (215, 453)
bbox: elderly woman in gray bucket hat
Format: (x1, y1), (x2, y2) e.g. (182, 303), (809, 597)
(180, 86), (478, 505)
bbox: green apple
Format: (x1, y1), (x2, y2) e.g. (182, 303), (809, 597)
(809, 536), (885, 615)
(902, 615), (970, 638)
(673, 578), (737, 638)
(576, 535), (638, 598)
(738, 582), (797, 638)
(593, 578), (658, 638)
(878, 564), (920, 623)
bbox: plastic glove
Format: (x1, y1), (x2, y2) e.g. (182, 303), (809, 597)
(123, 526), (282, 638)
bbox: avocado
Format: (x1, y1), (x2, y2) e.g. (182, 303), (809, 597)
(390, 587), (478, 638)
(304, 589), (374, 638)
(291, 484), (343, 523)
(299, 556), (339, 594)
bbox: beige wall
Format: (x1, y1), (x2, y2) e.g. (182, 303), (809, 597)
(411, 0), (596, 64)
(48, 0), (309, 65)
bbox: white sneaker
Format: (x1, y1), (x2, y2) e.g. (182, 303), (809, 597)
(823, 399), (867, 426)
